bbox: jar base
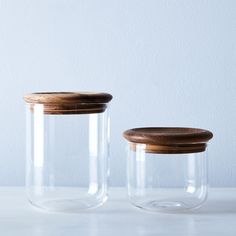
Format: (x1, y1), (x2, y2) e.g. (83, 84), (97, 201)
(144, 200), (187, 211)
(29, 195), (108, 213)
(132, 198), (206, 213)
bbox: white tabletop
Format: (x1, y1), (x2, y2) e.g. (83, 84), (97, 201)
(0, 187), (236, 236)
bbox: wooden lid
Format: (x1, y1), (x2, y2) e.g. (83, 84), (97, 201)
(24, 92), (112, 115)
(123, 127), (213, 154)
(24, 92), (112, 104)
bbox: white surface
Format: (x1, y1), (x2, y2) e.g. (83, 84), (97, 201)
(0, 187), (236, 235)
(0, 0), (235, 187)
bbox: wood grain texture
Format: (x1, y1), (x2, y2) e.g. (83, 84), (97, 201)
(24, 92), (113, 104)
(130, 143), (207, 154)
(24, 92), (112, 115)
(124, 127), (213, 154)
(29, 103), (107, 115)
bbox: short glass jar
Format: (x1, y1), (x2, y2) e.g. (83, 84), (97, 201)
(24, 92), (112, 212)
(123, 127), (213, 212)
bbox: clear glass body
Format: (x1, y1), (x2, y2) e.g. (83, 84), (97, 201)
(127, 143), (208, 212)
(26, 104), (110, 212)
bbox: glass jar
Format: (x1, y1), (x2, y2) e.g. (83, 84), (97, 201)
(24, 92), (112, 212)
(123, 127), (213, 212)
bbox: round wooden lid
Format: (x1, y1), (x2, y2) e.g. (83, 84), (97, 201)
(24, 92), (113, 104)
(123, 127), (213, 154)
(24, 92), (112, 115)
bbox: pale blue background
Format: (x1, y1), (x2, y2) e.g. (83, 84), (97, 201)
(0, 0), (235, 186)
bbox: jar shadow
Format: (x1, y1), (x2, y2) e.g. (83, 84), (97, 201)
(90, 198), (236, 216)
(191, 199), (236, 215)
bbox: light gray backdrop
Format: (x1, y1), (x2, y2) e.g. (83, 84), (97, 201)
(0, 0), (235, 186)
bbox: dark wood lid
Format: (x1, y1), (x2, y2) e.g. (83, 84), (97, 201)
(24, 92), (112, 115)
(24, 92), (113, 104)
(123, 127), (213, 154)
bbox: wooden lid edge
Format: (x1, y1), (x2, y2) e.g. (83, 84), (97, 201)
(29, 103), (107, 115)
(24, 92), (113, 104)
(123, 127), (213, 145)
(129, 143), (207, 154)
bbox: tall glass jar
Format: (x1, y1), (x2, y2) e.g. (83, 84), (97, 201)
(24, 92), (112, 212)
(123, 127), (213, 212)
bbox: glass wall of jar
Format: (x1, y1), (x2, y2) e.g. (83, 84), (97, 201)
(123, 127), (213, 213)
(24, 92), (112, 212)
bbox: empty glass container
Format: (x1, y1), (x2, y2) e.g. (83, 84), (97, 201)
(24, 92), (112, 212)
(123, 127), (213, 212)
